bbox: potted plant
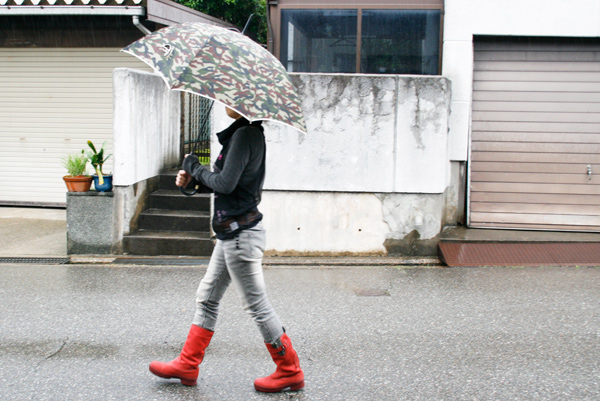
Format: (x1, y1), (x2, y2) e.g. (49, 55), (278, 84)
(86, 140), (113, 192)
(62, 151), (93, 192)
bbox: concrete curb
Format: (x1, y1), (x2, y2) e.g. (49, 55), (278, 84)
(66, 255), (443, 267)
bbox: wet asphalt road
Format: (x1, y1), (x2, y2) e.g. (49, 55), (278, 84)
(1, 264), (599, 401)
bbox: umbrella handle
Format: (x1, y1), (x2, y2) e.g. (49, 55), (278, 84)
(179, 185), (199, 196)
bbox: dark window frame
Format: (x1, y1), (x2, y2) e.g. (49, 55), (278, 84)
(274, 3), (444, 75)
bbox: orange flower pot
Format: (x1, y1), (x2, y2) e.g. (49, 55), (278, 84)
(63, 175), (93, 192)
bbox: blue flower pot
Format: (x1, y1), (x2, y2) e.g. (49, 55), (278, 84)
(93, 174), (113, 192)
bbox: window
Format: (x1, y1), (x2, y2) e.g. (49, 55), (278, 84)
(280, 8), (442, 75)
(361, 10), (440, 75)
(281, 9), (358, 73)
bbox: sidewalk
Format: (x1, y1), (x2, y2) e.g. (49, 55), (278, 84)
(0, 206), (67, 257)
(0, 207), (440, 266)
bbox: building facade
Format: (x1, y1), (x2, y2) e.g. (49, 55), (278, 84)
(5, 0), (600, 255)
(265, 0), (600, 242)
(444, 1), (600, 232)
(0, 0), (231, 206)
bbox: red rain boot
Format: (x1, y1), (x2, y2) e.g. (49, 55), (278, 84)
(254, 333), (304, 393)
(149, 325), (213, 386)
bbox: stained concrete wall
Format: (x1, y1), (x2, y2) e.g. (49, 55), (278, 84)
(209, 74), (452, 255)
(111, 69), (452, 255)
(112, 70), (452, 255)
(211, 74), (451, 194)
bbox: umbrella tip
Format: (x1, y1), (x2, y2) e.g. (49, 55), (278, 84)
(242, 14), (254, 35)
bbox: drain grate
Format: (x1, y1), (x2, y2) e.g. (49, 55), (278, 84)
(0, 257), (70, 264)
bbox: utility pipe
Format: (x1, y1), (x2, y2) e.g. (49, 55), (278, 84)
(266, 0), (276, 54)
(132, 15), (152, 36)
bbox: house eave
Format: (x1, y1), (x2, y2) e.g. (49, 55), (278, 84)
(0, 1), (235, 29)
(0, 5), (145, 16)
(147, 0), (236, 28)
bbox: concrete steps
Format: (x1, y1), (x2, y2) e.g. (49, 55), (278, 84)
(123, 230), (214, 256)
(138, 209), (210, 232)
(122, 170), (214, 256)
(148, 189), (211, 211)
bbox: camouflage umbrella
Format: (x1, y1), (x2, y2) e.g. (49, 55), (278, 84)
(121, 22), (306, 134)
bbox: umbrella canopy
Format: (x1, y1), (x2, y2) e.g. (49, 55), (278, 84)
(122, 22), (307, 134)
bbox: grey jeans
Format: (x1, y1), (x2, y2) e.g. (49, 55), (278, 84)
(192, 222), (284, 344)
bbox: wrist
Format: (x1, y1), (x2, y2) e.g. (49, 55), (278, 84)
(183, 154), (201, 172)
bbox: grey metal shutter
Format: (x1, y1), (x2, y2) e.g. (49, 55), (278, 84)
(0, 48), (151, 207)
(469, 37), (600, 231)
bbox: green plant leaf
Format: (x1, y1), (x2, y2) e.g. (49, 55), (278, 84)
(62, 153), (88, 176)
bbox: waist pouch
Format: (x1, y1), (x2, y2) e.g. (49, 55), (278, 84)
(213, 211), (262, 237)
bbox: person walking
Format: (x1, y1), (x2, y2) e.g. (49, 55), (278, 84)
(148, 106), (304, 393)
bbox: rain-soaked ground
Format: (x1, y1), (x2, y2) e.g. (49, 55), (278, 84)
(1, 263), (599, 400)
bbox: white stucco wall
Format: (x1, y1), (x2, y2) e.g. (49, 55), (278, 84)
(113, 68), (180, 186)
(260, 192), (390, 254)
(443, 0), (600, 161)
(209, 74), (451, 254)
(213, 74), (451, 194)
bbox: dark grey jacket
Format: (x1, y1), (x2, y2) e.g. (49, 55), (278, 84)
(183, 118), (265, 238)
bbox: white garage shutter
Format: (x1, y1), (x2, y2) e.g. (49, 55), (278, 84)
(470, 38), (600, 231)
(0, 48), (151, 206)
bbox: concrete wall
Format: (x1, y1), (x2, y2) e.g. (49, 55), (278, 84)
(113, 68), (180, 187)
(112, 69), (451, 255)
(112, 69), (452, 255)
(112, 68), (180, 244)
(231, 74), (451, 194)
(443, 0), (600, 162)
(209, 74), (452, 255)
